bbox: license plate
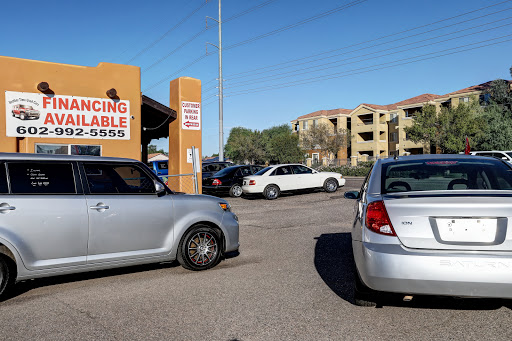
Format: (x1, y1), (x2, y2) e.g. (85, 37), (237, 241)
(436, 218), (497, 242)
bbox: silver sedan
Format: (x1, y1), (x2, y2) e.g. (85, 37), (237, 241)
(345, 154), (512, 306)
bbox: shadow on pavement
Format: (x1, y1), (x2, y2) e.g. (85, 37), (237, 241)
(1, 261), (181, 303)
(314, 232), (512, 310)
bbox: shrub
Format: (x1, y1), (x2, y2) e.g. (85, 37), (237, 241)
(313, 161), (374, 177)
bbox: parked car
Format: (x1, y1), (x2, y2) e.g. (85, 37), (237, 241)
(470, 150), (512, 164)
(0, 153), (239, 297)
(202, 161), (233, 181)
(11, 104), (40, 120)
(203, 165), (264, 197)
(147, 160), (168, 176)
(344, 154), (512, 306)
(242, 164), (345, 199)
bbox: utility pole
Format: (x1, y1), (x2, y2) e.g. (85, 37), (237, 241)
(218, 0), (224, 161)
(206, 0), (224, 161)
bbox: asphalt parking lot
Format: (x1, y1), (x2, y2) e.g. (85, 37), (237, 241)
(1, 178), (512, 340)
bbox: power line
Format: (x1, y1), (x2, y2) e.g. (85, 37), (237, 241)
(222, 18), (512, 90)
(142, 0), (279, 88)
(224, 0), (367, 51)
(222, 35), (512, 97)
(126, 1), (210, 64)
(223, 0), (512, 79)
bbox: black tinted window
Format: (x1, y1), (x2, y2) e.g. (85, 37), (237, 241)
(291, 165), (313, 174)
(0, 164), (8, 193)
(382, 159), (512, 193)
(8, 162), (76, 194)
(272, 166), (293, 176)
(84, 163), (155, 194)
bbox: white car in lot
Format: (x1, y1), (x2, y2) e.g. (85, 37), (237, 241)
(242, 164), (345, 199)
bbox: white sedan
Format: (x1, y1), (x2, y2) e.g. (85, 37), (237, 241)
(242, 164), (346, 200)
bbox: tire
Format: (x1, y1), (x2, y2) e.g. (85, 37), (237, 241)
(263, 184), (280, 200)
(20, 113), (25, 120)
(0, 255), (14, 299)
(323, 178), (339, 193)
(354, 272), (378, 307)
(229, 184), (243, 198)
(177, 225), (222, 271)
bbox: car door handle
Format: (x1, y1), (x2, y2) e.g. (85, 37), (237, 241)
(0, 206), (16, 211)
(89, 204), (110, 210)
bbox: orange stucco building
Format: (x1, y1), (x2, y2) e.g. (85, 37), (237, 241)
(0, 56), (202, 193)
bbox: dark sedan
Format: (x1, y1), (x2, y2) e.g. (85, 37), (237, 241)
(203, 165), (263, 197)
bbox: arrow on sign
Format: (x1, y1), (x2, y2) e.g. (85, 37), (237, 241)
(184, 121), (199, 128)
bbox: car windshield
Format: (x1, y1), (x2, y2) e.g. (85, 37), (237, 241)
(213, 166), (237, 177)
(254, 166), (272, 175)
(20, 105), (33, 109)
(381, 158), (512, 194)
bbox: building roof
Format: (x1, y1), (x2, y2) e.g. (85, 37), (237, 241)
(295, 108), (352, 121)
(362, 94), (441, 111)
(148, 153), (168, 162)
(440, 80), (511, 97)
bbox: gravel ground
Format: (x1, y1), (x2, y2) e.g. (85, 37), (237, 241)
(1, 178), (512, 340)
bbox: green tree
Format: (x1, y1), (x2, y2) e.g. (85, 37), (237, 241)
(261, 124), (304, 163)
(402, 104), (438, 148)
(147, 144), (167, 155)
(301, 123), (349, 159)
(224, 127), (265, 164)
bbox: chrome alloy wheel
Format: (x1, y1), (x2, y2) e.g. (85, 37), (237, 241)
(326, 180), (337, 192)
(266, 186), (278, 199)
(232, 185), (242, 197)
(187, 232), (218, 266)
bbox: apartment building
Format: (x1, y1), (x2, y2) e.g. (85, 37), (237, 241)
(292, 80), (504, 160)
(290, 108), (352, 163)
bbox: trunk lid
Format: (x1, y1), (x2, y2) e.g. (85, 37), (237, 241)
(384, 191), (512, 251)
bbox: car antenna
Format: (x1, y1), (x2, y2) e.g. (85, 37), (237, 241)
(394, 154), (399, 160)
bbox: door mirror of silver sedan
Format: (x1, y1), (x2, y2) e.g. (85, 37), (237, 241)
(154, 181), (166, 196)
(344, 191), (359, 200)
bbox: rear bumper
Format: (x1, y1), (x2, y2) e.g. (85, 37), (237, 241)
(242, 185), (264, 194)
(203, 185), (230, 194)
(354, 240), (512, 298)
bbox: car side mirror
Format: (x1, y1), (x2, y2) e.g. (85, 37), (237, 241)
(155, 181), (166, 196)
(344, 191), (359, 200)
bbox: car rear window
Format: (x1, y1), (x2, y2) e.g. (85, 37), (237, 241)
(8, 162), (76, 194)
(254, 166), (272, 175)
(214, 166), (237, 177)
(381, 159), (512, 194)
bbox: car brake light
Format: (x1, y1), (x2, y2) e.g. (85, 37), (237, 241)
(212, 179), (222, 186)
(365, 201), (396, 236)
(249, 180), (256, 185)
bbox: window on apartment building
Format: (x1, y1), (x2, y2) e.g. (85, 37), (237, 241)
(303, 121), (308, 130)
(390, 132), (398, 142)
(405, 132), (411, 141)
(390, 113), (398, 123)
(36, 144), (101, 156)
(459, 97), (469, 104)
(313, 119), (318, 128)
(479, 94), (491, 106)
(404, 109), (417, 118)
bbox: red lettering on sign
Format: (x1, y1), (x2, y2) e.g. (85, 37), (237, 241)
(110, 116), (119, 128)
(119, 117), (127, 128)
(81, 115), (90, 126)
(119, 103), (127, 114)
(55, 114), (65, 125)
(92, 101), (101, 112)
(81, 100), (91, 111)
(70, 99), (79, 111)
(91, 116), (100, 127)
(43, 113), (55, 125)
(58, 98), (69, 110)
(65, 115), (75, 126)
(107, 101), (116, 113)
(101, 116), (109, 127)
(43, 97), (51, 109)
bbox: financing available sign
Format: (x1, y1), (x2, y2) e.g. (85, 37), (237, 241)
(5, 91), (131, 139)
(182, 101), (201, 130)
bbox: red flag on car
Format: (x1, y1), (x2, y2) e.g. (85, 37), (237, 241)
(464, 136), (471, 155)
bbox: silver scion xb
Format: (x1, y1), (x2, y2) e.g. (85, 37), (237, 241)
(345, 154), (512, 306)
(0, 153), (239, 297)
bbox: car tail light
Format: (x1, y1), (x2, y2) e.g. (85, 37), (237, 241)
(365, 201), (396, 236)
(212, 179), (222, 186)
(249, 180), (256, 185)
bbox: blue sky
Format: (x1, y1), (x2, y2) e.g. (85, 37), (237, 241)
(3, 0), (511, 156)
